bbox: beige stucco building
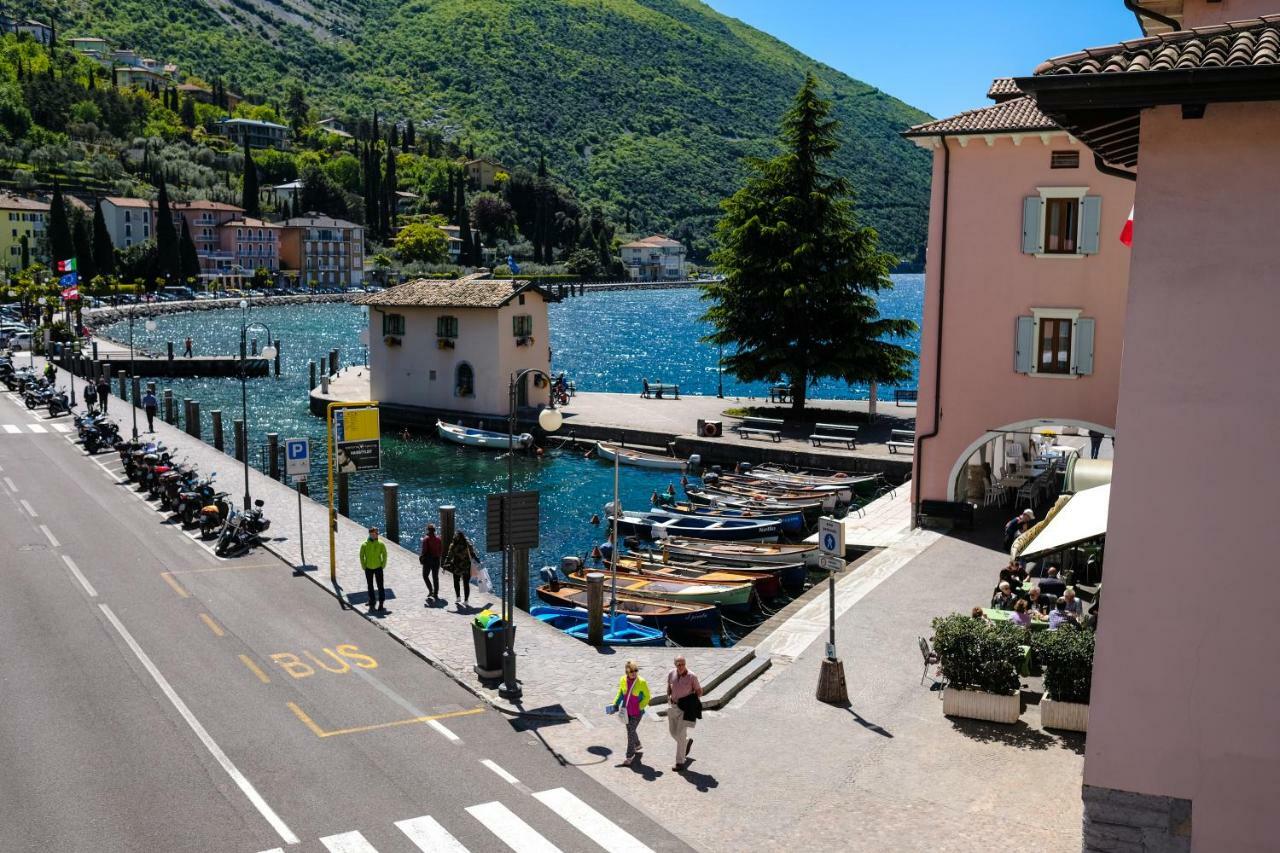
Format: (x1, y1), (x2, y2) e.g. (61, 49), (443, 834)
(357, 274), (556, 418)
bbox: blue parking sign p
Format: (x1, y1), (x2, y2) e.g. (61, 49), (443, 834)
(285, 438), (309, 477)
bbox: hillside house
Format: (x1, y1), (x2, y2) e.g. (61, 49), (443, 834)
(219, 218), (282, 281)
(216, 118), (290, 150)
(69, 37), (108, 57)
(462, 158), (508, 191)
(100, 197), (152, 249)
(279, 215), (364, 287)
(620, 235), (687, 281)
(0, 193), (48, 271)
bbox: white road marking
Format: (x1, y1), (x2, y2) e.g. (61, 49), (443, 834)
(3, 476), (16, 492)
(319, 830), (379, 852)
(19, 499), (36, 517)
(26, 423), (46, 433)
(350, 666), (463, 744)
(97, 604), (298, 845)
(53, 423), (71, 433)
(61, 555), (98, 598)
(2, 424), (19, 433)
(481, 759), (521, 786)
(466, 801), (562, 853)
(39, 524), (60, 547)
(428, 719), (460, 742)
(395, 815), (471, 852)
(255, 849), (284, 853)
(532, 788), (655, 853)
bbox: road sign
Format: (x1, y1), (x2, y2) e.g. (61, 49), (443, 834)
(818, 516), (843, 556)
(285, 438), (310, 477)
(486, 491), (540, 551)
(819, 554), (845, 572)
(333, 406), (381, 473)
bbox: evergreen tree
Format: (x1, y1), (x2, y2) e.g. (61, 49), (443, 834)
(280, 196), (291, 220)
(456, 170), (474, 266)
(241, 138), (260, 216)
(92, 199), (115, 277)
(466, 142), (475, 160)
(382, 131), (396, 235)
(180, 94), (196, 128)
(178, 218), (201, 284)
(73, 214), (97, 285)
(285, 82), (308, 133)
(703, 73), (916, 412)
(154, 179), (180, 285)
(445, 167), (455, 219)
(404, 118), (415, 149)
(47, 182), (74, 263)
(19, 234), (29, 270)
(371, 110), (379, 142)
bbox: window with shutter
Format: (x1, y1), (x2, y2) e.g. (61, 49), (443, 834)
(1043, 199), (1079, 254)
(382, 313), (405, 336)
(1078, 197), (1102, 255)
(1038, 317), (1073, 373)
(1021, 197), (1042, 254)
(512, 314), (533, 337)
(436, 315), (458, 338)
(1014, 316), (1034, 373)
(1073, 318), (1096, 375)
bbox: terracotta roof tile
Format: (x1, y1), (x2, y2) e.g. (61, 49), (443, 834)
(0, 193), (49, 212)
(621, 235), (683, 249)
(987, 77), (1022, 101)
(357, 274), (538, 309)
(1036, 15), (1280, 76)
(903, 96), (1059, 137)
(103, 196), (152, 208)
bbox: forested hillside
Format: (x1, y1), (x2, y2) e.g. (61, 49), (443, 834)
(48, 0), (932, 262)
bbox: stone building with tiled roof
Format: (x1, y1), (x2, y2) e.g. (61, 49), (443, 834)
(0, 193), (48, 272)
(356, 273), (557, 416)
(620, 234), (687, 281)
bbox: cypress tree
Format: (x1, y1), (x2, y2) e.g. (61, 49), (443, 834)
(241, 138), (260, 216)
(73, 215), (97, 285)
(371, 110), (379, 142)
(180, 94), (196, 128)
(404, 118), (415, 149)
(20, 234), (30, 270)
(92, 199), (114, 277)
(47, 182), (74, 264)
(367, 144), (381, 237)
(382, 131), (396, 235)
(445, 167), (455, 219)
(456, 170), (473, 265)
(154, 180), (180, 285)
(178, 218), (200, 284)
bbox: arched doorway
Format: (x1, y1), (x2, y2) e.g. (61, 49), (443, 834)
(454, 362), (475, 398)
(946, 417), (1115, 502)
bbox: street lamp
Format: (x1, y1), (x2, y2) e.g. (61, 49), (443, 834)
(237, 299), (276, 511)
(128, 309), (157, 439)
(500, 368), (562, 701)
(717, 342), (724, 399)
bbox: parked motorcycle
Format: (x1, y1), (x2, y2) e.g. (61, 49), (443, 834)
(161, 465), (199, 512)
(176, 474), (225, 529)
(23, 383), (54, 410)
(215, 499), (270, 557)
(82, 424), (115, 455)
(46, 388), (70, 417)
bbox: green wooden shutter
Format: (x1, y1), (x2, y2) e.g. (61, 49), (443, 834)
(1022, 197), (1042, 254)
(1015, 316), (1034, 373)
(1073, 318), (1096, 375)
(1079, 196), (1102, 254)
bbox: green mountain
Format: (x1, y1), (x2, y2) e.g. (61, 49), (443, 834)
(54, 0), (932, 260)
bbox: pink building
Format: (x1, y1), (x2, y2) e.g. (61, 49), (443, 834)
(1014, 3), (1280, 850)
(218, 217), (282, 280)
(165, 200), (245, 282)
(903, 83), (1133, 509)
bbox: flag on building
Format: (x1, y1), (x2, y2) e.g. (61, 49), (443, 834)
(507, 255), (520, 275)
(61, 285), (79, 300)
(1119, 206), (1134, 247)
(59, 272), (79, 287)
(56, 258), (77, 274)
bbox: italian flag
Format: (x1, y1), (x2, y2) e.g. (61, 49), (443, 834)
(57, 258), (77, 273)
(1119, 206), (1134, 247)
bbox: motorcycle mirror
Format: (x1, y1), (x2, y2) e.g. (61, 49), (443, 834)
(254, 499), (264, 507)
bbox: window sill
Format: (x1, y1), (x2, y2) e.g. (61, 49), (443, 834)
(1027, 371), (1080, 380)
(1033, 253), (1086, 260)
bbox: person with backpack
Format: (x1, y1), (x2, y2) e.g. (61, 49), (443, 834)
(83, 379), (98, 413)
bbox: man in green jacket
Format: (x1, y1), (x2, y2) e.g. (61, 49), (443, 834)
(359, 527), (388, 612)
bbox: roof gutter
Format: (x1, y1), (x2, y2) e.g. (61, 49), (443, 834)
(1093, 152), (1137, 182)
(1123, 0), (1181, 34)
(913, 136), (950, 526)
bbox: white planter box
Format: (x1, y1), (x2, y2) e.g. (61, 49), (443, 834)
(942, 687), (1021, 724)
(1041, 698), (1089, 732)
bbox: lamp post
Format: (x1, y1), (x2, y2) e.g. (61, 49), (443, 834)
(717, 342), (724, 399)
(127, 309), (157, 439)
(500, 368), (562, 701)
(237, 299), (276, 511)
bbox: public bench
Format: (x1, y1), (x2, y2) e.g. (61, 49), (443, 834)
(641, 382), (680, 399)
(917, 499), (975, 529)
(769, 384), (791, 404)
(809, 422), (858, 449)
(737, 415), (783, 442)
(894, 388), (918, 406)
(888, 429), (915, 454)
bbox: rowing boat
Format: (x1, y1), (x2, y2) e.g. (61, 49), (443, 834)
(714, 471), (854, 503)
(693, 479), (839, 511)
(661, 536), (821, 568)
(436, 419), (532, 450)
(567, 568), (754, 610)
(747, 466), (884, 496)
(607, 507), (780, 542)
(535, 583), (719, 632)
(610, 554), (784, 599)
(530, 606), (667, 646)
(595, 441), (686, 471)
(680, 488), (823, 524)
(651, 496), (807, 534)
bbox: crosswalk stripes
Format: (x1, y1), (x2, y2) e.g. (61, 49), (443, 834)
(0, 423), (69, 433)
(2, 424), (18, 433)
(532, 789), (656, 853)
(319, 831), (380, 852)
(394, 815), (470, 852)
(53, 423), (71, 433)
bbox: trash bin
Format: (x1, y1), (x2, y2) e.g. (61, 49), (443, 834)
(472, 610), (510, 679)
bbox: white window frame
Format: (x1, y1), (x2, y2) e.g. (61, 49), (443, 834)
(1033, 186), (1088, 259)
(1029, 307), (1082, 379)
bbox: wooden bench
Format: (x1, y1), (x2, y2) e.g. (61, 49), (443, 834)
(641, 382), (680, 399)
(769, 385), (791, 404)
(737, 415), (783, 442)
(894, 388), (918, 406)
(809, 422), (858, 448)
(888, 429), (915, 454)
(918, 499), (975, 529)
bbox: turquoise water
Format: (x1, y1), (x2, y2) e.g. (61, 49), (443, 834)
(102, 278), (922, 632)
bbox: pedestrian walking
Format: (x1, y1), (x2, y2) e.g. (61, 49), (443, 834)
(1088, 430), (1104, 459)
(95, 376), (110, 413)
(419, 523), (442, 602)
(359, 526), (388, 612)
(443, 529), (478, 609)
(609, 660), (650, 766)
(83, 379), (98, 413)
(667, 655), (703, 772)
(43, 362), (55, 383)
(183, 337), (193, 358)
(141, 389), (158, 432)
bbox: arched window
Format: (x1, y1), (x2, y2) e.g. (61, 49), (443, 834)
(455, 362), (475, 398)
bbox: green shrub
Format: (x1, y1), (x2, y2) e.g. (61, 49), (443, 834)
(1032, 628), (1095, 704)
(930, 614), (1023, 695)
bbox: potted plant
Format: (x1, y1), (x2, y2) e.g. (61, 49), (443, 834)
(931, 614), (1024, 724)
(1033, 627), (1094, 732)
(384, 335), (402, 347)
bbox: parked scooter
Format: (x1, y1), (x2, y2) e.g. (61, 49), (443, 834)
(82, 423), (116, 455)
(46, 388), (70, 417)
(214, 499), (270, 557)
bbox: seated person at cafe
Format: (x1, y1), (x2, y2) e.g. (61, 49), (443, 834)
(990, 581), (1016, 611)
(971, 606), (989, 622)
(1008, 599), (1033, 628)
(1025, 585), (1053, 616)
(1037, 566), (1067, 598)
(997, 568), (1017, 592)
(1061, 587), (1082, 616)
(1003, 509), (1035, 551)
(1049, 599), (1077, 630)
(1008, 560), (1029, 585)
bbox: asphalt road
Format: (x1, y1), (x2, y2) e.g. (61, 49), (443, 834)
(0, 384), (691, 853)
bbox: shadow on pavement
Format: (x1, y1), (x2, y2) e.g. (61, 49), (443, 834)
(839, 704), (894, 738)
(678, 761), (718, 792)
(948, 718), (1077, 752)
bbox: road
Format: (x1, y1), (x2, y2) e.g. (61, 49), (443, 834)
(0, 385), (691, 853)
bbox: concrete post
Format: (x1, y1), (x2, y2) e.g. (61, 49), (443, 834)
(234, 420), (245, 463)
(117, 370), (127, 400)
(337, 472), (350, 517)
(320, 373), (329, 395)
(383, 482), (400, 543)
(586, 571), (605, 646)
(309, 361), (316, 390)
(91, 341), (98, 360)
(164, 389), (174, 424)
(182, 398), (192, 431)
(167, 341), (174, 361)
(273, 337), (281, 378)
(439, 506), (456, 556)
(188, 401), (201, 439)
(514, 548), (529, 611)
(267, 433), (280, 480)
(211, 411), (224, 451)
(251, 338), (258, 356)
(130, 377), (141, 409)
(329, 349), (338, 376)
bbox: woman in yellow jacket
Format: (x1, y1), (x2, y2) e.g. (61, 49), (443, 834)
(611, 660), (650, 765)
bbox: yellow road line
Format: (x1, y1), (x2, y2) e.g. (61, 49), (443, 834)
(239, 655), (272, 684)
(286, 702), (484, 738)
(160, 572), (191, 598)
(199, 613), (225, 637)
(167, 563), (275, 576)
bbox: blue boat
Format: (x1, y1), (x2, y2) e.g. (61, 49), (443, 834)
(607, 507), (781, 542)
(530, 605), (668, 646)
(652, 496), (807, 534)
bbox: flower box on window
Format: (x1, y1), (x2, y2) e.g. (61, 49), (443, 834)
(516, 336), (533, 347)
(383, 335), (402, 347)
(437, 338), (455, 350)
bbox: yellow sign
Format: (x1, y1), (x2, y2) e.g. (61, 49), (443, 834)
(341, 407), (380, 442)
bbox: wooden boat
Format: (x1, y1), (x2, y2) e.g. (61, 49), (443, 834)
(535, 582), (719, 633)
(681, 488), (823, 524)
(610, 554), (784, 599)
(747, 467), (885, 497)
(568, 568), (753, 610)
(714, 472), (854, 503)
(530, 606), (667, 646)
(694, 479), (839, 511)
(651, 496), (807, 534)
(436, 420), (532, 450)
(661, 536), (822, 569)
(607, 507), (780, 542)
(595, 441), (686, 471)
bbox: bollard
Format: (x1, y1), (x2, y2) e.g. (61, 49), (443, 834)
(251, 338), (258, 356)
(117, 370), (127, 400)
(164, 389), (174, 424)
(182, 398), (192, 431)
(212, 410), (224, 451)
(234, 420), (245, 462)
(439, 506), (456, 560)
(320, 373), (329, 395)
(328, 349), (338, 376)
(586, 571), (605, 646)
(167, 341), (174, 361)
(515, 548), (529, 611)
(91, 341), (98, 360)
(131, 377), (141, 410)
(383, 482), (400, 543)
(273, 338), (281, 378)
(188, 401), (201, 439)
(267, 433), (280, 480)
(338, 472), (350, 516)
(309, 361), (316, 390)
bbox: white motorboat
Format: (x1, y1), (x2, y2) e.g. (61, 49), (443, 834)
(436, 420), (532, 450)
(595, 441), (687, 471)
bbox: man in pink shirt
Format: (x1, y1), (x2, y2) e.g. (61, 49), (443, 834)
(667, 655), (703, 771)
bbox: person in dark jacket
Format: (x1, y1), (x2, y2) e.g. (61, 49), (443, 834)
(83, 379), (98, 413)
(443, 530), (478, 609)
(419, 523), (443, 602)
(667, 655), (703, 772)
(1003, 509), (1034, 550)
(95, 376), (110, 413)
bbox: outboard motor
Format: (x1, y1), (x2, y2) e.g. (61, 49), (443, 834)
(560, 556), (583, 575)
(540, 566), (560, 592)
(687, 453), (701, 473)
(737, 462), (752, 475)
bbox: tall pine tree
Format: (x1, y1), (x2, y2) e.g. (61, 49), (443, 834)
(47, 182), (74, 264)
(455, 169), (473, 266)
(154, 179), (180, 286)
(92, 199), (114, 277)
(72, 214), (97, 285)
(382, 130), (396, 236)
(241, 139), (260, 216)
(702, 73), (916, 411)
(178, 219), (201, 284)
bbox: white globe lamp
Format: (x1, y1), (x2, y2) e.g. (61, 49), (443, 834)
(537, 406), (562, 433)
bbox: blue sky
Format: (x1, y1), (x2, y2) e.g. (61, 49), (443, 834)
(702, 1), (1141, 118)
